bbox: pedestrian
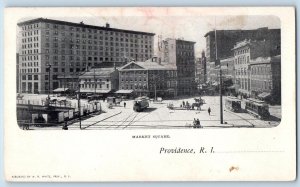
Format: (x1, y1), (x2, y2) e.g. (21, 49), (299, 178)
(193, 118), (197, 128)
(62, 120), (68, 130)
(182, 101), (185, 108)
(124, 102), (126, 108)
(196, 118), (201, 128)
(208, 107), (211, 116)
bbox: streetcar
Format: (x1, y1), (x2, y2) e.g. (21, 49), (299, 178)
(225, 96), (242, 112)
(245, 98), (270, 119)
(133, 96), (149, 112)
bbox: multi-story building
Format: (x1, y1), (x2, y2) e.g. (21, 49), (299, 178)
(233, 39), (272, 96)
(220, 56), (235, 80)
(204, 27), (280, 63)
(195, 51), (207, 85)
(79, 67), (119, 94)
(158, 38), (196, 95)
(17, 18), (155, 94)
(249, 55), (281, 104)
(207, 61), (217, 83)
(118, 57), (178, 98)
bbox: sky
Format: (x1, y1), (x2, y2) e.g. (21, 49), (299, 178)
(19, 15), (280, 57)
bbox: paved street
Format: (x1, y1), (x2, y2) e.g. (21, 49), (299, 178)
(27, 95), (281, 130)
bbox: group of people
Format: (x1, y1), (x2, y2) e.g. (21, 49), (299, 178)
(181, 101), (190, 109)
(193, 118), (202, 128)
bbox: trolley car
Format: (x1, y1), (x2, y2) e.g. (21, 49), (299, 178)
(133, 97), (149, 112)
(225, 96), (242, 112)
(245, 98), (270, 119)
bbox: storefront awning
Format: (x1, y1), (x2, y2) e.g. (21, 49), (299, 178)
(114, 89), (134, 94)
(258, 92), (271, 99)
(79, 89), (111, 93)
(53, 88), (69, 92)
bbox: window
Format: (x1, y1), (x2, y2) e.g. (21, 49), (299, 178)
(28, 75), (32, 80)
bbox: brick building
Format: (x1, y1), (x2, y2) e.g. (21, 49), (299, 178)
(118, 57), (178, 98)
(158, 38), (196, 95)
(78, 67), (119, 95)
(17, 18), (155, 94)
(249, 55), (281, 104)
(232, 39), (272, 96)
(204, 27), (280, 63)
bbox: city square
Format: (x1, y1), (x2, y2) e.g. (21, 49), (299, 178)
(22, 94), (281, 130)
(16, 16), (281, 130)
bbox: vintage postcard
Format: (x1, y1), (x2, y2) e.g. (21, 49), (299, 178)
(4, 7), (296, 181)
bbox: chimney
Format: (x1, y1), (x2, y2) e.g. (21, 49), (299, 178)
(106, 23), (110, 28)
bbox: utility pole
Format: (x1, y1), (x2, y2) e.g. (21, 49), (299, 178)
(47, 64), (51, 99)
(94, 67), (96, 95)
(63, 71), (66, 93)
(215, 17), (223, 124)
(78, 73), (82, 130)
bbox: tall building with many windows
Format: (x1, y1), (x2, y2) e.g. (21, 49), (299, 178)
(204, 27), (280, 63)
(233, 39), (272, 96)
(158, 38), (196, 95)
(17, 18), (155, 94)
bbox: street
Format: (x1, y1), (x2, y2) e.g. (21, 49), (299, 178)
(27, 95), (281, 130)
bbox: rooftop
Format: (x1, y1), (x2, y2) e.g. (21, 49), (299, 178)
(79, 67), (117, 78)
(249, 55), (281, 65)
(17, 18), (155, 36)
(119, 60), (177, 71)
(232, 39), (267, 50)
(204, 27), (279, 37)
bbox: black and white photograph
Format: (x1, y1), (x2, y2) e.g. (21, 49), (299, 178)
(16, 15), (281, 130)
(4, 7), (296, 182)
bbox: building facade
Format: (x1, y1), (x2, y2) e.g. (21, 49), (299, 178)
(79, 67), (119, 94)
(118, 57), (178, 98)
(204, 27), (280, 63)
(207, 61), (217, 83)
(195, 51), (207, 85)
(158, 38), (196, 95)
(233, 39), (272, 96)
(249, 55), (281, 103)
(220, 56), (235, 81)
(17, 18), (155, 94)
